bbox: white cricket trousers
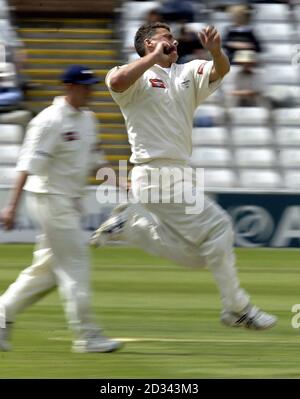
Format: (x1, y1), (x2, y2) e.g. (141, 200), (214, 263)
(0, 193), (98, 337)
(121, 160), (250, 313)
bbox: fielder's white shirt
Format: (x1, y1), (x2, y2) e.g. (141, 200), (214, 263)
(106, 60), (222, 164)
(17, 96), (100, 198)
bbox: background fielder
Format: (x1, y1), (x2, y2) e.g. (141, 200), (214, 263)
(0, 65), (121, 353)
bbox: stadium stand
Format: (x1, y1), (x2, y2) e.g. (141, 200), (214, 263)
(0, 110), (31, 128)
(279, 149), (300, 168)
(228, 107), (270, 126)
(189, 1), (300, 190)
(276, 127), (300, 146)
(231, 127), (273, 146)
(191, 147), (232, 167)
(239, 169), (282, 188)
(284, 170), (300, 188)
(0, 166), (17, 184)
(235, 148), (277, 168)
(0, 123), (23, 185)
(273, 108), (300, 126)
(253, 22), (295, 43)
(7, 0), (130, 184)
(0, 124), (23, 143)
(265, 65), (300, 85)
(0, 144), (20, 164)
(252, 3), (290, 22)
(192, 127), (228, 146)
(260, 43), (294, 64)
(0, 1), (31, 184)
(204, 168), (237, 189)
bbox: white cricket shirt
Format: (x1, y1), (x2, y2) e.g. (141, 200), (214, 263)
(17, 96), (99, 198)
(106, 60), (222, 164)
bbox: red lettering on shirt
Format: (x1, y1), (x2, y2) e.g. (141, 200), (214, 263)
(197, 62), (208, 75)
(149, 78), (166, 88)
(62, 131), (79, 141)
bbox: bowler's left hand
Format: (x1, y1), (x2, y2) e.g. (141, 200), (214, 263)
(198, 26), (222, 55)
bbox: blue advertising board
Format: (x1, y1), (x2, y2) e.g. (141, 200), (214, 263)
(217, 193), (300, 248)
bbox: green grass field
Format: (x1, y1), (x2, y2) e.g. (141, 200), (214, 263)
(0, 245), (299, 379)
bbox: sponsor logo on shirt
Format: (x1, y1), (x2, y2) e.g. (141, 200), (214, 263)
(62, 131), (80, 141)
(181, 79), (191, 89)
(197, 62), (208, 75)
(149, 78), (166, 88)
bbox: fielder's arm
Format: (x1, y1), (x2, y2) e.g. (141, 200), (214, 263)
(198, 26), (230, 82)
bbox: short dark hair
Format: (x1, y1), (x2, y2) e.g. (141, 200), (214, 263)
(134, 22), (170, 57)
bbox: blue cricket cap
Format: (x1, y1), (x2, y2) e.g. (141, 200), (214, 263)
(61, 65), (100, 85)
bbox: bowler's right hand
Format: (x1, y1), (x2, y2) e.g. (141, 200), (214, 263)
(153, 41), (175, 63)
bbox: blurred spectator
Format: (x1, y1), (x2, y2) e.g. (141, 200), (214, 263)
(223, 4), (262, 63)
(159, 0), (196, 22)
(145, 8), (164, 23)
(0, 0), (9, 20)
(0, 6), (30, 94)
(177, 25), (207, 63)
(0, 62), (23, 112)
(229, 50), (265, 107)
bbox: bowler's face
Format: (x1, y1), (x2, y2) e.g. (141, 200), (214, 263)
(148, 28), (179, 63)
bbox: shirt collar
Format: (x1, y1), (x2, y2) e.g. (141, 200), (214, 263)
(153, 63), (174, 75)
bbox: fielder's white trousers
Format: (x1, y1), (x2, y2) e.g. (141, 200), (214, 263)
(121, 160), (250, 313)
(0, 193), (99, 337)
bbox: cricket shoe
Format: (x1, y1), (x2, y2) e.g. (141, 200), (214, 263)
(72, 334), (122, 353)
(0, 322), (13, 351)
(90, 211), (127, 247)
(221, 305), (277, 330)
